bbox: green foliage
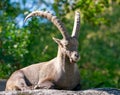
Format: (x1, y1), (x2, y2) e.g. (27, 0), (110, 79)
(53, 0), (112, 25)
(23, 19), (59, 65)
(0, 0), (120, 90)
(79, 4), (120, 89)
(1, 23), (29, 62)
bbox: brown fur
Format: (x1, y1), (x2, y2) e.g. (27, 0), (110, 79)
(5, 11), (81, 91)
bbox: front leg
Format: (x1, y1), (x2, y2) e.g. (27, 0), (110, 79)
(34, 81), (55, 89)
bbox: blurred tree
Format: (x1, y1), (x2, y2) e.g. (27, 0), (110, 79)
(53, 0), (120, 25)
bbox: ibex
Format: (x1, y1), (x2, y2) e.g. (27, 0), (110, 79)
(5, 11), (81, 91)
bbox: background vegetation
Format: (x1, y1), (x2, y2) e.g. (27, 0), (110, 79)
(0, 0), (120, 89)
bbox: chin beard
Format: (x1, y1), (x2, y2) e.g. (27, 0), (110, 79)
(69, 56), (80, 64)
(70, 58), (77, 64)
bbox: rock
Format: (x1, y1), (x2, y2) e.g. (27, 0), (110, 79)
(0, 88), (120, 95)
(0, 80), (120, 95)
(0, 79), (6, 91)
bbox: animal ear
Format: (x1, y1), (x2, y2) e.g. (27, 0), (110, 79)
(52, 37), (63, 46)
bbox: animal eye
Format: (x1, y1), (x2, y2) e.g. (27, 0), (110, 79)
(62, 41), (70, 49)
(65, 43), (70, 49)
(64, 41), (69, 46)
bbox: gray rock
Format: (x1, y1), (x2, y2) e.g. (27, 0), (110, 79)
(0, 88), (120, 95)
(0, 79), (120, 95)
(0, 79), (6, 91)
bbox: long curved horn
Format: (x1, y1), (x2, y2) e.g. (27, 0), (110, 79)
(71, 11), (80, 39)
(24, 11), (70, 39)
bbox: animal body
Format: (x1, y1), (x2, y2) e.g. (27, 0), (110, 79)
(5, 11), (81, 91)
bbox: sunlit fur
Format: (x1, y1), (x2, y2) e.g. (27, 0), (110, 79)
(5, 11), (81, 91)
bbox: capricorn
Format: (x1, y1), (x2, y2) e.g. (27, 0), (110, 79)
(5, 11), (81, 91)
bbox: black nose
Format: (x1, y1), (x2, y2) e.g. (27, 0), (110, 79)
(75, 53), (79, 58)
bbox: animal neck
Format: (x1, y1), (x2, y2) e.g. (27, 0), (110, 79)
(56, 46), (74, 70)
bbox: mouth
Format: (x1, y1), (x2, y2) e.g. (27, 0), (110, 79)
(70, 58), (77, 64)
(70, 56), (80, 64)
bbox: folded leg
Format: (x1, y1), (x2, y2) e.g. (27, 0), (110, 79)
(34, 81), (55, 89)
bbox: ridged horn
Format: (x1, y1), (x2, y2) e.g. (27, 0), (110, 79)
(24, 11), (70, 39)
(71, 11), (80, 39)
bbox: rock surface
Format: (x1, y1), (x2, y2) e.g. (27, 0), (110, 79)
(0, 79), (120, 95)
(0, 79), (6, 91)
(0, 88), (120, 95)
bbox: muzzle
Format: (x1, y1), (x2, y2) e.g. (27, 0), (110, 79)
(70, 51), (80, 64)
